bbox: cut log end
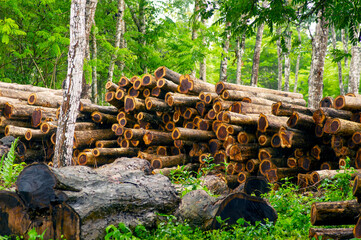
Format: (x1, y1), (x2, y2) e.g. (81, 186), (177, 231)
(28, 93), (36, 105)
(154, 66), (166, 80)
(334, 96), (345, 109)
(125, 97), (135, 112)
(215, 82), (225, 95)
(151, 159), (162, 169)
(172, 128), (181, 140)
(258, 114), (268, 132)
(287, 113), (298, 128)
(353, 132), (361, 144)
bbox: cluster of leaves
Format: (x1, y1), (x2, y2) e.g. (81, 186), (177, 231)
(0, 138), (26, 190)
(166, 155), (220, 197)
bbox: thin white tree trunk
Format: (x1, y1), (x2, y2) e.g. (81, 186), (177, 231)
(235, 34), (245, 85)
(276, 28), (283, 90)
(107, 0), (125, 82)
(91, 23), (98, 103)
(284, 30), (292, 91)
(341, 29), (349, 68)
(294, 27), (301, 92)
(348, 43), (361, 94)
(308, 13), (329, 109)
(250, 22), (265, 87)
(199, 19), (206, 81)
(331, 25), (344, 95)
(219, 22), (231, 82)
(54, 0), (86, 167)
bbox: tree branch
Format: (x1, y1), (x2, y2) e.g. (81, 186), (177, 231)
(126, 2), (141, 32)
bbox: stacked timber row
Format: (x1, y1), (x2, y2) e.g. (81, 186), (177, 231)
(296, 94), (361, 188)
(308, 175), (361, 239)
(0, 82), (118, 164)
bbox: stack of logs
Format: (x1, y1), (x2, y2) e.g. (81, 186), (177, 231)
(0, 82), (119, 164)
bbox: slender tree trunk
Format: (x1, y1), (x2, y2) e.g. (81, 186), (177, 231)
(294, 27), (301, 93)
(190, 0), (200, 78)
(199, 19), (207, 81)
(235, 34), (245, 85)
(54, 0), (86, 167)
(308, 12), (329, 109)
(250, 22), (265, 87)
(276, 28), (283, 90)
(91, 23), (98, 103)
(284, 30), (292, 91)
(341, 29), (349, 68)
(348, 38), (361, 94)
(331, 25), (344, 95)
(139, 0), (146, 73)
(82, 0), (98, 98)
(107, 0), (125, 83)
(219, 22), (231, 82)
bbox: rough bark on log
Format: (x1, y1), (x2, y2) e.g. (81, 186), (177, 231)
(0, 159), (180, 239)
(175, 190), (277, 230)
(309, 228), (354, 240)
(154, 66), (182, 84)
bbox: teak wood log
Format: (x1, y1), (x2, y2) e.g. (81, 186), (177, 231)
(0, 159), (179, 239)
(151, 154), (188, 169)
(172, 128), (216, 141)
(156, 78), (179, 92)
(167, 94), (199, 107)
(334, 95), (361, 111)
(27, 92), (63, 108)
(319, 96), (334, 107)
(74, 129), (116, 148)
(0, 81), (62, 95)
(178, 74), (215, 94)
(311, 200), (361, 226)
(313, 107), (352, 125)
(258, 114), (288, 133)
(309, 169), (361, 185)
(91, 111), (117, 125)
(324, 118), (361, 136)
(145, 97), (172, 112)
(215, 81), (303, 98)
(105, 91), (123, 109)
(175, 190), (277, 230)
(266, 168), (300, 183)
(222, 112), (259, 126)
(287, 112), (315, 130)
(154, 66), (182, 84)
(309, 228), (354, 240)
(95, 140), (119, 148)
(271, 101), (313, 116)
(124, 96), (146, 112)
(143, 130), (174, 145)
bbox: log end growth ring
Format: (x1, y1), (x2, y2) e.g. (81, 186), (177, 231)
(257, 114), (268, 133)
(154, 66), (165, 80)
(333, 96), (345, 109)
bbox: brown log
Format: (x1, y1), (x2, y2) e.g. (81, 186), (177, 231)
(237, 171), (251, 184)
(141, 74), (157, 88)
(178, 74), (214, 94)
(257, 114), (288, 133)
(320, 162), (338, 170)
(183, 108), (198, 120)
(215, 81), (303, 98)
(0, 116), (32, 128)
(27, 92), (63, 108)
(172, 127), (215, 141)
(309, 228), (354, 240)
(133, 78), (143, 90)
(222, 111), (259, 126)
(105, 81), (119, 91)
(4, 125), (28, 139)
(92, 147), (139, 158)
(144, 130), (174, 145)
(334, 95), (361, 110)
(287, 112), (315, 130)
(206, 109), (217, 120)
(315, 124), (325, 138)
(298, 156), (318, 171)
(213, 100), (237, 113)
(197, 118), (212, 131)
(156, 78), (179, 92)
(80, 102), (118, 114)
(201, 92), (218, 104)
(313, 107), (352, 125)
(174, 139), (193, 148)
(167, 94), (199, 107)
(32, 108), (58, 128)
(324, 118), (361, 136)
(154, 66), (182, 84)
(118, 76), (131, 87)
(95, 140), (118, 148)
(309, 169), (361, 185)
(271, 133), (281, 148)
(151, 87), (165, 98)
(319, 96), (334, 107)
(4, 103), (55, 121)
(242, 96), (275, 106)
(91, 111), (117, 125)
(74, 129), (116, 148)
(0, 81), (62, 95)
(311, 200), (361, 225)
(287, 158), (298, 168)
(151, 154), (189, 169)
(127, 86), (140, 97)
(225, 144), (258, 162)
(124, 128), (147, 140)
(105, 91), (123, 109)
(271, 101), (313, 116)
(258, 135), (272, 147)
(124, 96), (146, 112)
(145, 97), (172, 112)
(25, 129), (47, 141)
(137, 112), (161, 125)
(221, 90), (254, 100)
(354, 175), (361, 201)
(237, 132), (257, 145)
(246, 159), (260, 173)
(266, 168), (300, 183)
(195, 101), (209, 116)
(142, 88), (151, 98)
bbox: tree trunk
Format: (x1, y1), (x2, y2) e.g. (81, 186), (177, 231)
(199, 18), (207, 81)
(294, 27), (301, 92)
(91, 23), (98, 103)
(341, 29), (349, 68)
(235, 34), (245, 85)
(284, 30), (292, 92)
(308, 12), (329, 109)
(219, 22), (231, 82)
(348, 32), (361, 94)
(53, 0), (86, 167)
(276, 28), (283, 91)
(107, 0), (125, 83)
(331, 25), (345, 95)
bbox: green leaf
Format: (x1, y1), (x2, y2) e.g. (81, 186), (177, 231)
(2, 34), (9, 44)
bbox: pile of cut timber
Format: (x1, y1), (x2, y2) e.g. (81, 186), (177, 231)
(0, 82), (120, 164)
(308, 175), (361, 239)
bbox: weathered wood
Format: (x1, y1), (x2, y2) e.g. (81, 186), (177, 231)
(151, 154), (188, 169)
(143, 130), (174, 145)
(309, 228), (354, 240)
(91, 111), (117, 125)
(287, 112), (315, 130)
(266, 168), (300, 183)
(176, 190), (277, 230)
(1, 160), (179, 239)
(95, 140), (118, 148)
(105, 91), (123, 109)
(124, 96), (146, 112)
(74, 129), (116, 148)
(310, 169), (361, 185)
(222, 112), (259, 126)
(154, 66), (182, 84)
(172, 128), (215, 141)
(258, 114), (288, 133)
(313, 107), (352, 125)
(334, 95), (361, 111)
(324, 118), (361, 136)
(311, 200), (361, 225)
(319, 96), (334, 107)
(92, 147), (139, 158)
(145, 97), (172, 112)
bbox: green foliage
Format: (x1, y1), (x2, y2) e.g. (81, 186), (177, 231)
(167, 155), (220, 197)
(0, 138), (26, 190)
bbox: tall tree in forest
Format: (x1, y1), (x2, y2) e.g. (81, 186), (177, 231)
(190, 0), (200, 78)
(199, 18), (207, 81)
(250, 21), (265, 87)
(91, 24), (98, 103)
(276, 28), (283, 90)
(284, 30), (292, 91)
(341, 29), (349, 68)
(219, 22), (231, 82)
(107, 0), (125, 82)
(348, 25), (361, 94)
(54, 0), (87, 167)
(331, 25), (344, 95)
(235, 34), (245, 84)
(308, 12), (329, 109)
(294, 27), (301, 92)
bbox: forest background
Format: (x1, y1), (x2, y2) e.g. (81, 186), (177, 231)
(0, 0), (360, 107)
